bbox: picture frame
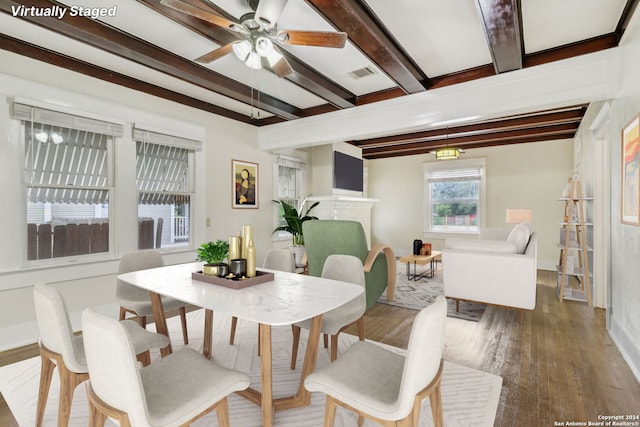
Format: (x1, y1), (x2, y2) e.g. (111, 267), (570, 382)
(622, 114), (640, 225)
(232, 159), (259, 209)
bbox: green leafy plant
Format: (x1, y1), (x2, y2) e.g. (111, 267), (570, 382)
(196, 239), (229, 265)
(273, 195), (319, 246)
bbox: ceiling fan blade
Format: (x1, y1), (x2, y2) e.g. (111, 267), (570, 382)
(268, 45), (294, 77)
(160, 0), (245, 34)
(255, 0), (288, 30)
(277, 30), (347, 48)
(194, 43), (235, 64)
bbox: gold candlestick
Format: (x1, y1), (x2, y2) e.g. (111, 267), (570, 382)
(241, 225), (253, 258)
(228, 235), (241, 261)
(246, 239), (256, 278)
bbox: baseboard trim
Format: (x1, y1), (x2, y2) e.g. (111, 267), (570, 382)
(609, 317), (640, 383)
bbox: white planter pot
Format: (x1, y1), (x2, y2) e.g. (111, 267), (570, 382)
(289, 245), (306, 268)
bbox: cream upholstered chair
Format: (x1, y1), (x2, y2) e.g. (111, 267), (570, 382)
(229, 248), (296, 346)
(304, 295), (447, 427)
(82, 308), (250, 427)
(33, 283), (170, 427)
(117, 250), (189, 344)
(290, 254), (366, 370)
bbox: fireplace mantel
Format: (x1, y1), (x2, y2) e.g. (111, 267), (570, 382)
(307, 196), (379, 248)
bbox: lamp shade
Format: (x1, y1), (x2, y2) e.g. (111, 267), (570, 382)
(435, 147), (460, 160)
(506, 208), (532, 224)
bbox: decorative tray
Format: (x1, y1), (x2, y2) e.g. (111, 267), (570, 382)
(191, 270), (275, 290)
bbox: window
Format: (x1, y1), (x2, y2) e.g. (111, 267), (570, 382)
(15, 103), (121, 261)
(134, 128), (200, 249)
(274, 156), (306, 239)
(423, 158), (486, 234)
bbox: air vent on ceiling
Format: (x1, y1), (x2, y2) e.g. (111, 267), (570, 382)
(349, 66), (378, 79)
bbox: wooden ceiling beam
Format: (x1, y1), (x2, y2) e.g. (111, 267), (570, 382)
(363, 131), (576, 159)
(476, 0), (524, 73)
(361, 122), (578, 157)
(138, 0), (357, 109)
(1, 0), (302, 120)
(0, 34), (255, 124)
(352, 107), (586, 148)
(306, 0), (427, 94)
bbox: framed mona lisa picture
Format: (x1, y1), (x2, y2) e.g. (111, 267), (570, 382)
(232, 159), (258, 209)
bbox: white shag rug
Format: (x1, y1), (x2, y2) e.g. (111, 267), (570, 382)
(0, 309), (501, 426)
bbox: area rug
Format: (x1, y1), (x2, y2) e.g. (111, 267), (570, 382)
(0, 309), (502, 427)
(377, 260), (486, 321)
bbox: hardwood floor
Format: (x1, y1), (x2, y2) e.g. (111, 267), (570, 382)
(2, 270), (639, 426)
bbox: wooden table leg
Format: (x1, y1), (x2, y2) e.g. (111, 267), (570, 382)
(274, 314), (323, 410)
(259, 323), (273, 427)
(149, 291), (172, 357)
(203, 309), (213, 359)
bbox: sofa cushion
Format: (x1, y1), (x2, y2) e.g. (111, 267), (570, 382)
(507, 222), (531, 254)
(444, 238), (518, 254)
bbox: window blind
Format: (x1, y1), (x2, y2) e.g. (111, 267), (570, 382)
(132, 128), (202, 151)
(428, 168), (482, 183)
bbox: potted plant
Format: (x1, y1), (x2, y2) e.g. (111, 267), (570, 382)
(197, 239), (230, 276)
(273, 196), (319, 267)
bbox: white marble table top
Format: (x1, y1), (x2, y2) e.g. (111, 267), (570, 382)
(118, 261), (363, 326)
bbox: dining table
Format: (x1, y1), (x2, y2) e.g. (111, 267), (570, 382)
(117, 261), (364, 427)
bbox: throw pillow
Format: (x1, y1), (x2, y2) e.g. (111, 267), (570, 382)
(507, 222), (531, 254)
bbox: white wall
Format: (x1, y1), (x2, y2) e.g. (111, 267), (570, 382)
(0, 51), (274, 348)
(367, 139), (574, 269)
(581, 7), (640, 380)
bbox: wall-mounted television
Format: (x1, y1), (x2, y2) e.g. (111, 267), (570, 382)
(333, 151), (363, 192)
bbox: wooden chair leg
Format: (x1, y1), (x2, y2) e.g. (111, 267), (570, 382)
(36, 352), (55, 427)
(140, 315), (147, 329)
(330, 334), (339, 362)
(290, 324), (301, 370)
(136, 351), (151, 367)
(87, 399), (107, 427)
(118, 306), (126, 321)
(57, 361), (89, 427)
(429, 384), (443, 427)
(324, 396), (338, 427)
(214, 397), (231, 427)
(229, 316), (238, 345)
(356, 317), (365, 341)
(323, 333), (329, 348)
(179, 306), (189, 344)
(455, 299), (460, 312)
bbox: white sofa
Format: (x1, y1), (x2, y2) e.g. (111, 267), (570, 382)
(442, 224), (537, 318)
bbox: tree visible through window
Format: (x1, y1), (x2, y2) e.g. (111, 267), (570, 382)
(424, 159), (485, 233)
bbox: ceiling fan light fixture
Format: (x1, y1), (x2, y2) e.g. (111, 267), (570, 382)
(245, 51), (262, 69)
(232, 39), (252, 61)
(435, 147), (461, 160)
(255, 36), (274, 57)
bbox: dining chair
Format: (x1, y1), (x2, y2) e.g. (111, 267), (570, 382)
(117, 250), (189, 344)
(229, 248), (296, 347)
(304, 295), (447, 427)
(290, 254), (366, 370)
(82, 308), (250, 427)
(33, 283), (170, 427)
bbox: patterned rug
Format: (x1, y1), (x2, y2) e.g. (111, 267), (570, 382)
(377, 260), (486, 321)
(0, 310), (502, 426)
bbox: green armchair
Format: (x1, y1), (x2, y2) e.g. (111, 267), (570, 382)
(302, 220), (396, 310)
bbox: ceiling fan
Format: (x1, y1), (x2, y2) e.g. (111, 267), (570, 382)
(160, 0), (348, 77)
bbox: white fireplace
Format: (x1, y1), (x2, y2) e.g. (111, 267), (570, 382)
(307, 196), (378, 248)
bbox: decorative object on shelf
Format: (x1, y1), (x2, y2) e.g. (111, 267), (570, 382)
(229, 234), (241, 261)
(621, 113), (640, 225)
(435, 147), (462, 160)
(273, 195), (319, 267)
(505, 208), (533, 224)
(197, 240), (230, 276)
(557, 173), (593, 306)
(241, 225), (253, 258)
(232, 159), (258, 209)
(229, 258), (247, 277)
(246, 240), (256, 278)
